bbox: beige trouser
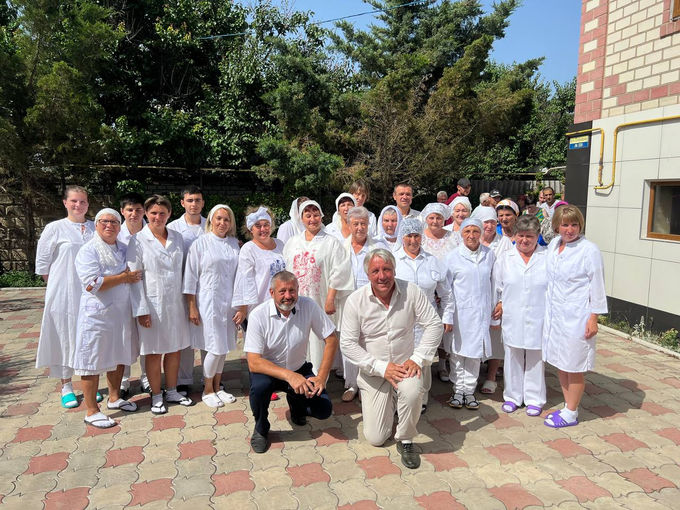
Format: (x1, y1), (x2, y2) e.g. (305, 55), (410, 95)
(357, 371), (424, 446)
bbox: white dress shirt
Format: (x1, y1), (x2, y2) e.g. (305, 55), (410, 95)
(340, 279), (443, 378)
(244, 296), (336, 371)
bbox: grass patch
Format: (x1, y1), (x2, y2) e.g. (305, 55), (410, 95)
(0, 271), (46, 288)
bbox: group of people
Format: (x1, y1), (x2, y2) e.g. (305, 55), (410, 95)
(35, 178), (606, 469)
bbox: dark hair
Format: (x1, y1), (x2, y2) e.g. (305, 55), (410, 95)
(119, 192), (145, 209)
(515, 215), (540, 235)
(63, 185), (88, 200)
(144, 194), (172, 213)
(393, 182), (413, 193)
(349, 180), (370, 201)
(180, 185), (203, 198)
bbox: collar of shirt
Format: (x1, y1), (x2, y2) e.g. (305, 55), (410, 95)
(269, 299), (296, 318)
(367, 279), (403, 309)
(459, 243), (481, 263)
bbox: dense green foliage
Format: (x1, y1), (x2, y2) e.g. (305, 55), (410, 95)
(1, 0), (574, 207)
(0, 270), (46, 287)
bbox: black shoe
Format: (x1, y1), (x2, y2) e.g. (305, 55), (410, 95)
(176, 384), (190, 395)
(290, 413), (307, 426)
(142, 384), (151, 394)
(250, 430), (269, 454)
(397, 441), (421, 469)
(120, 388), (130, 400)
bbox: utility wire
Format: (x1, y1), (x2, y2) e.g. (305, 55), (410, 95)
(197, 0), (431, 40)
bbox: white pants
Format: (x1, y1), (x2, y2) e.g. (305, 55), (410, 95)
(357, 371), (423, 446)
(343, 356), (359, 389)
(422, 366), (432, 405)
(451, 355), (481, 395)
(484, 327), (504, 361)
(49, 365), (74, 379)
(178, 347), (196, 386)
(503, 346), (546, 408)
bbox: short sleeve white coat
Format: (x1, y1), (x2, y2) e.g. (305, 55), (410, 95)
(127, 226), (190, 355)
(183, 233), (240, 355)
(542, 236), (608, 372)
(444, 245), (496, 358)
(34, 218), (94, 369)
(72, 240), (139, 371)
(494, 245), (547, 350)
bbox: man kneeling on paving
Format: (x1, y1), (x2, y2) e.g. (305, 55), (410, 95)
(244, 270), (338, 453)
(340, 248), (443, 469)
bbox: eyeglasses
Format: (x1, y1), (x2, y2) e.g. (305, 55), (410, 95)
(98, 220), (120, 226)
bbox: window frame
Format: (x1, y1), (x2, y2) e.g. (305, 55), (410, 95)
(647, 180), (680, 241)
(674, 0), (680, 20)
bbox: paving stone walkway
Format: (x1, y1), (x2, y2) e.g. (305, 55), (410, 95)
(1, 288), (680, 509)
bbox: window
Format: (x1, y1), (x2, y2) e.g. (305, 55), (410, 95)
(648, 181), (680, 241)
(675, 0), (680, 19)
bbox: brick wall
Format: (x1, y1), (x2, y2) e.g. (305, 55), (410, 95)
(575, 0), (680, 122)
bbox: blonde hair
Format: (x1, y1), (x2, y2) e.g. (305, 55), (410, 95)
(206, 205), (237, 237)
(552, 205), (583, 234)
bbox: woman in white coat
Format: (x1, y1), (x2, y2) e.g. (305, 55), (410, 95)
(543, 205), (607, 428)
(443, 218), (499, 410)
(420, 203), (458, 260)
(493, 215), (547, 417)
(282, 200), (354, 374)
(395, 218), (453, 413)
(127, 195), (192, 414)
(35, 185), (94, 408)
(476, 206), (513, 395)
(184, 204), (242, 408)
(73, 209), (142, 428)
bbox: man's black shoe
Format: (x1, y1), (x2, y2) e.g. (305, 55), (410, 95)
(397, 441), (421, 469)
(290, 413), (307, 426)
(250, 430), (269, 454)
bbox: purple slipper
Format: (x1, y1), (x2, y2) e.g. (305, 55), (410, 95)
(502, 401), (517, 413)
(544, 413), (578, 428)
(526, 405), (542, 417)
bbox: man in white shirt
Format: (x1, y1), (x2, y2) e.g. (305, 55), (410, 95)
(340, 249), (443, 469)
(393, 182), (421, 220)
(167, 185), (206, 393)
(540, 187), (557, 218)
(244, 271), (338, 453)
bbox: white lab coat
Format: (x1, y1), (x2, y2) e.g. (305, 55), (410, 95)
(494, 245), (548, 350)
(117, 219), (146, 247)
(343, 236), (388, 289)
(127, 226), (190, 355)
(283, 229), (354, 372)
(444, 244), (496, 358)
(72, 240), (139, 371)
(276, 199), (305, 244)
(543, 236), (608, 373)
(167, 214), (206, 256)
(183, 233), (240, 355)
(34, 218), (94, 370)
(485, 232), (514, 359)
(232, 239), (286, 313)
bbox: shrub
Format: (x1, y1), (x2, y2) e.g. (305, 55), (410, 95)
(0, 271), (46, 288)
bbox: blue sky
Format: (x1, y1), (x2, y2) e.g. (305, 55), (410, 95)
(264, 0), (582, 85)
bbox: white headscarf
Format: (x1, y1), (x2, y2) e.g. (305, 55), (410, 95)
(419, 202), (451, 224)
(451, 196), (472, 213)
(287, 198), (306, 237)
(377, 205), (403, 241)
(246, 206), (273, 230)
(472, 206), (497, 223)
(400, 218), (423, 238)
(330, 193), (357, 230)
(92, 208), (123, 269)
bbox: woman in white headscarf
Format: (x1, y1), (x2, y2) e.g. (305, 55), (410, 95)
(73, 208), (142, 428)
(325, 193), (357, 242)
(276, 196), (309, 244)
(283, 200), (354, 374)
(395, 218), (453, 413)
(475, 206), (513, 395)
(420, 202), (459, 260)
(184, 204), (242, 408)
(444, 196), (472, 238)
(376, 205), (403, 252)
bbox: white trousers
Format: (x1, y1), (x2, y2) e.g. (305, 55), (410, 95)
(422, 366), (432, 405)
(201, 352), (226, 379)
(343, 355), (359, 389)
(451, 355), (481, 395)
(177, 347), (196, 385)
(502, 345), (546, 407)
(49, 365), (74, 379)
(357, 371), (423, 446)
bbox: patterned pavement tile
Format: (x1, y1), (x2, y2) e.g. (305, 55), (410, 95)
(128, 478), (174, 507)
(619, 468), (676, 493)
(43, 487), (89, 510)
(357, 455), (401, 479)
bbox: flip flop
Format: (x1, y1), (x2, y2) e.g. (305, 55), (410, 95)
(216, 390), (236, 404)
(480, 380), (497, 394)
(342, 388), (357, 402)
(447, 393), (464, 409)
(526, 405), (542, 417)
(502, 401), (518, 413)
(151, 401), (167, 415)
(544, 412), (578, 428)
(271, 392), (280, 401)
(84, 412), (116, 429)
(107, 399), (138, 412)
(61, 392), (79, 409)
(166, 392), (193, 406)
(202, 393), (224, 408)
(464, 394), (480, 410)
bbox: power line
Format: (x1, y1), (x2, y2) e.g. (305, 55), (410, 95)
(197, 0), (431, 40)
